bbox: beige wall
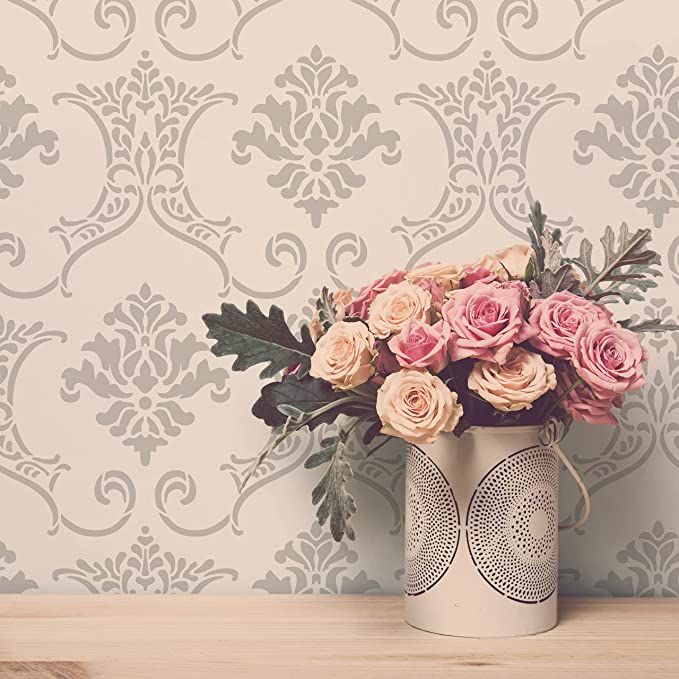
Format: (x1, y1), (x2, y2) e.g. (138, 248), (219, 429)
(0, 0), (678, 595)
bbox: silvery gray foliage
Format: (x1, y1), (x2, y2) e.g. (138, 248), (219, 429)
(569, 223), (662, 304)
(305, 428), (357, 542)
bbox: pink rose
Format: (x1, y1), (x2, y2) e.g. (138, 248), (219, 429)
(528, 291), (613, 359)
(346, 269), (405, 320)
(441, 282), (537, 364)
(556, 365), (619, 425)
(571, 320), (648, 398)
(388, 320), (450, 373)
(461, 267), (497, 287)
(406, 263), (463, 308)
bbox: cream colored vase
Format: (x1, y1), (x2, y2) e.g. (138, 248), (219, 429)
(404, 426), (558, 637)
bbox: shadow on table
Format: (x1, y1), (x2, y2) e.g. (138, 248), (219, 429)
(0, 663), (89, 678)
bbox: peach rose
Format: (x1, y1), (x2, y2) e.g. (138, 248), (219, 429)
(468, 347), (557, 412)
(367, 281), (432, 339)
(406, 263), (464, 307)
(376, 369), (463, 444)
(495, 243), (533, 280)
(309, 309), (324, 342)
(309, 321), (376, 390)
(388, 320), (450, 373)
(332, 288), (353, 320)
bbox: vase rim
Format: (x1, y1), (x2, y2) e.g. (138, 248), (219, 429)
(462, 425), (541, 434)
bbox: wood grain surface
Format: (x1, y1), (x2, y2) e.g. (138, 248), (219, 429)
(0, 596), (677, 678)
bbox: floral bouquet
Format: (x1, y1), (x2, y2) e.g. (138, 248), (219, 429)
(203, 203), (677, 541)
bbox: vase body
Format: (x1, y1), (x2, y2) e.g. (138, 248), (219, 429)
(404, 426), (558, 637)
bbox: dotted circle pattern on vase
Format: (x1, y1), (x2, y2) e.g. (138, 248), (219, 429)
(405, 444), (460, 596)
(466, 446), (558, 604)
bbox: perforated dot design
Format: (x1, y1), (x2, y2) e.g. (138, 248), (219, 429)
(405, 445), (459, 596)
(466, 446), (558, 604)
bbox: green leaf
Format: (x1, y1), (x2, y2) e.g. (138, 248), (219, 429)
(619, 318), (679, 333)
(305, 433), (356, 541)
(252, 375), (368, 429)
(569, 224), (662, 304)
(203, 300), (315, 379)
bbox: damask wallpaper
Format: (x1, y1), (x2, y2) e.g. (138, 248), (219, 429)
(0, 0), (678, 596)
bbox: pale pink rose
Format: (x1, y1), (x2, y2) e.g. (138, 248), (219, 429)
(346, 269), (405, 320)
(468, 347), (556, 412)
(460, 267), (497, 288)
(368, 281), (432, 339)
(441, 282), (537, 364)
(376, 369), (463, 445)
(309, 321), (376, 390)
(495, 243), (533, 280)
(388, 320), (450, 373)
(528, 291), (613, 359)
(571, 320), (648, 398)
(556, 365), (619, 425)
(497, 279), (531, 303)
(332, 288), (354, 320)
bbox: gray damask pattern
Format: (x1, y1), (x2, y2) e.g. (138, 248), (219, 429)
(7, 0), (136, 60)
(497, 0), (627, 61)
(0, 539), (37, 593)
(0, 64), (58, 200)
(233, 45), (401, 228)
(0, 314), (135, 537)
(575, 46), (679, 228)
(0, 1), (678, 597)
(395, 51), (579, 266)
(595, 521), (679, 596)
(61, 284), (230, 465)
(253, 521), (380, 594)
(349, 0), (478, 61)
(53, 526), (237, 593)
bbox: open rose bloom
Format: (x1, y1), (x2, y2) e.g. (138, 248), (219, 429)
(204, 202), (678, 541)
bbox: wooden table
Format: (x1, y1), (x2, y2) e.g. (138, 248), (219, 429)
(0, 596), (676, 678)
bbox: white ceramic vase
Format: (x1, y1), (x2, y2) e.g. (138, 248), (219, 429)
(404, 426), (558, 637)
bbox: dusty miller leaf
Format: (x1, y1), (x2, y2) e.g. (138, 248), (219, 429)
(527, 201), (548, 275)
(537, 264), (582, 297)
(315, 286), (337, 331)
(619, 318), (679, 333)
(305, 432), (356, 541)
(203, 300), (315, 378)
(569, 224), (662, 304)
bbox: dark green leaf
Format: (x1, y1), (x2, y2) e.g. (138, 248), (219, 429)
(307, 434), (356, 541)
(252, 375), (366, 429)
(203, 300), (315, 379)
(362, 420), (383, 445)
